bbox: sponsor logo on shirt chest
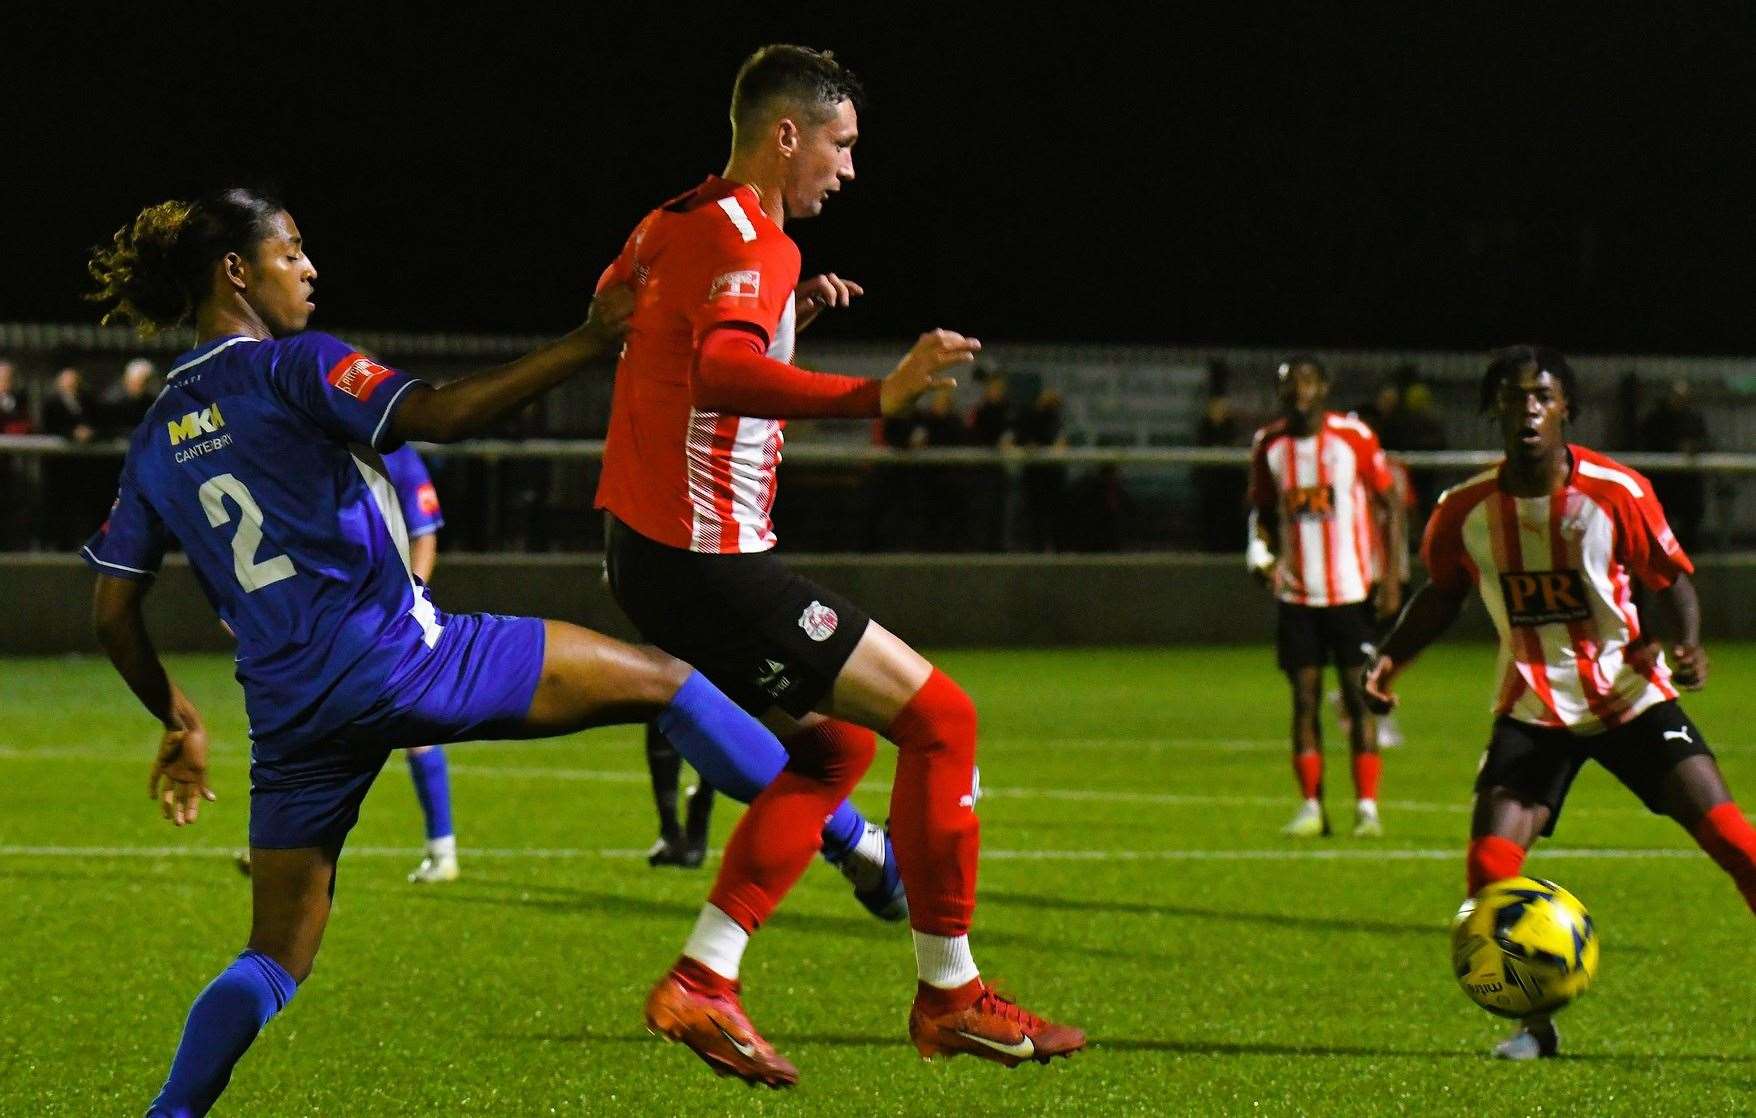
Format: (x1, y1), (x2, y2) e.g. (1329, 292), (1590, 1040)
(1500, 570), (1590, 626)
(1283, 485), (1335, 521)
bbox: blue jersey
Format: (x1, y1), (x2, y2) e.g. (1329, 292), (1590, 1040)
(82, 332), (442, 752)
(380, 445), (444, 538)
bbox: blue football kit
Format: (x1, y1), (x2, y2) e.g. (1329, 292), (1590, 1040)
(82, 332), (545, 847)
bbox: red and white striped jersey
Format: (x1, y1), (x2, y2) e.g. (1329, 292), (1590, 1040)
(1250, 412), (1394, 607)
(595, 176), (798, 553)
(1421, 445), (1693, 733)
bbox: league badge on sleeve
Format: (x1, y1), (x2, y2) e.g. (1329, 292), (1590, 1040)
(327, 353), (396, 401)
(709, 270), (762, 301)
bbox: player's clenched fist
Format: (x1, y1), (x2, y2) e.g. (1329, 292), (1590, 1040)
(880, 329), (980, 417)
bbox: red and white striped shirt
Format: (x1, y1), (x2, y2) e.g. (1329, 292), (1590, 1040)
(1250, 412), (1394, 607)
(595, 177), (797, 553)
(1421, 445), (1693, 733)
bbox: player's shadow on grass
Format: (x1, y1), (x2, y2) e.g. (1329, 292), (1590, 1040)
(394, 879), (1171, 963)
(978, 889), (1679, 954)
(1096, 1038), (1754, 1063)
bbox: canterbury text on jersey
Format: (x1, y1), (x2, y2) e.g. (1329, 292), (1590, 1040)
(1249, 412), (1394, 607)
(81, 332), (441, 751)
(1421, 445), (1692, 733)
(595, 176), (799, 553)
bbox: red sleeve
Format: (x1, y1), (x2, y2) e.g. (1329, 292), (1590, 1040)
(693, 327), (882, 419)
(1247, 432), (1277, 511)
(686, 228), (798, 349)
(1618, 479), (1694, 590)
(596, 215), (651, 295)
(1361, 432), (1394, 495)
(1419, 496), (1475, 593)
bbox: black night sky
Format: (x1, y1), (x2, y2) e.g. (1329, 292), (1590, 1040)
(8, 6), (1756, 353)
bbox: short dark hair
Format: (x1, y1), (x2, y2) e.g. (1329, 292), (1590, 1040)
(1479, 344), (1579, 418)
(730, 45), (863, 138)
(1276, 354), (1327, 383)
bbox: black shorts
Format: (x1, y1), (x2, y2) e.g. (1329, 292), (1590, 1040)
(1276, 600), (1377, 673)
(604, 516), (871, 718)
(1474, 700), (1713, 836)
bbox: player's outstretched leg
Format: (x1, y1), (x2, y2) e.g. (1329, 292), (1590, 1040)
(528, 622), (904, 918)
(1283, 667), (1329, 837)
(405, 745), (459, 882)
(146, 845), (337, 1117)
(645, 721), (875, 1086)
(1465, 789), (1555, 1058)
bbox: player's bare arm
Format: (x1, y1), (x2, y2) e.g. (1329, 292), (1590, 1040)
(1652, 572), (1708, 690)
(390, 285), (633, 443)
(794, 273), (863, 332)
(879, 329), (980, 417)
(1373, 479), (1408, 619)
(1362, 581), (1467, 712)
(92, 574), (215, 824)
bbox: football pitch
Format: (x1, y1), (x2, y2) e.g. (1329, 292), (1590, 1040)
(5, 645), (1754, 1115)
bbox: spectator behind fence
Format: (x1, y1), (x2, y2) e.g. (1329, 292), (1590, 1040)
(1193, 360), (1245, 552)
(1018, 388), (1068, 551)
(101, 357), (160, 437)
(42, 366), (118, 549)
(965, 369), (1014, 550)
(918, 385), (967, 551)
(1639, 379), (1711, 553)
(0, 360), (29, 548)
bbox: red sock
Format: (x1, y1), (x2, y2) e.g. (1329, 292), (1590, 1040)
(1292, 752), (1323, 800)
(706, 719), (876, 932)
(1466, 835), (1527, 896)
(1692, 802), (1756, 916)
(1351, 752), (1381, 801)
(886, 668), (980, 937)
(671, 954), (737, 995)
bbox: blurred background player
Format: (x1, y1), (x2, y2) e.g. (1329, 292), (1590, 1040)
(382, 444), (460, 883)
(596, 45), (1083, 1085)
(643, 725), (716, 868)
(1247, 355), (1404, 838)
(83, 187), (908, 1118)
(1365, 345), (1756, 1060)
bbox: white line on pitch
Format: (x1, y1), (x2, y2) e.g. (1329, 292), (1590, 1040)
(0, 843), (1702, 862)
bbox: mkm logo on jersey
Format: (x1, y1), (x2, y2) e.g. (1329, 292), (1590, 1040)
(1500, 570), (1591, 626)
(167, 402), (225, 445)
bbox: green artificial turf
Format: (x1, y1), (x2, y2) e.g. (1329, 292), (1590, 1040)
(3, 645), (1753, 1115)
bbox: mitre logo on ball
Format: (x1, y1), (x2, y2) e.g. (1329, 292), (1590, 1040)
(797, 601), (838, 642)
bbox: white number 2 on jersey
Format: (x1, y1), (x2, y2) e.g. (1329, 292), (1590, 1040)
(197, 473), (296, 592)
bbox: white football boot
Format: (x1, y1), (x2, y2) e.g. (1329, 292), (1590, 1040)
(1281, 799), (1330, 838)
(409, 836), (460, 883)
(1493, 1018), (1559, 1060)
(1352, 799), (1383, 838)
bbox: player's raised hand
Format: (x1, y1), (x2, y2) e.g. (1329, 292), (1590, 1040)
(1670, 642), (1709, 690)
(150, 699), (215, 827)
(1361, 655), (1399, 715)
(881, 329), (980, 417)
(795, 273), (864, 331)
(585, 283), (636, 345)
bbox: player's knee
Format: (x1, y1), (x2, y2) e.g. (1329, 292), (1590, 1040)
(902, 673), (977, 758)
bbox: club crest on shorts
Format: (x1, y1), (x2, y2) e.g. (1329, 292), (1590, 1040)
(798, 600), (839, 642)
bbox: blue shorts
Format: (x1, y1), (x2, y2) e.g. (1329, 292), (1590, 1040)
(249, 612), (547, 849)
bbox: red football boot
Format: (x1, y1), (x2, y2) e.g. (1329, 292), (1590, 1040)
(908, 979), (1086, 1066)
(644, 958), (799, 1088)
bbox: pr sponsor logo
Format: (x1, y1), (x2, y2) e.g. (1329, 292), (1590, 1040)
(1499, 570), (1590, 626)
(1283, 485), (1335, 520)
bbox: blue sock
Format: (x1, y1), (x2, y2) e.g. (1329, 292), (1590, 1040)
(653, 671), (866, 861)
(147, 950), (297, 1118)
(406, 747), (454, 841)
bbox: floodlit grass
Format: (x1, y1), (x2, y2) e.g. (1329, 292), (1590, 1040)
(3, 645), (1755, 1115)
